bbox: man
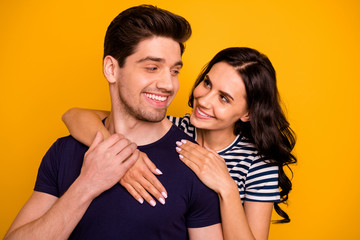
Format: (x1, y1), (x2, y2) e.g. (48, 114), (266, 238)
(4, 5), (222, 240)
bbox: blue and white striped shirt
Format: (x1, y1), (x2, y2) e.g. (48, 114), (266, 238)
(168, 114), (280, 203)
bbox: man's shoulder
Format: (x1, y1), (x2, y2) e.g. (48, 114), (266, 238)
(168, 124), (196, 143)
(48, 135), (88, 156)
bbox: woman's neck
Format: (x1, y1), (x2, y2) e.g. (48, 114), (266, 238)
(196, 128), (237, 152)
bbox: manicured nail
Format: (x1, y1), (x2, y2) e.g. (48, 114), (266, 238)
(176, 147), (181, 152)
(155, 168), (163, 175)
(181, 139), (187, 144)
(159, 197), (165, 205)
(150, 200), (156, 207)
(176, 141), (182, 146)
(162, 192), (168, 199)
(179, 154), (184, 159)
(138, 198), (144, 204)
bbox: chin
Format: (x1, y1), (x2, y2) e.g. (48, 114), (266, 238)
(137, 111), (166, 123)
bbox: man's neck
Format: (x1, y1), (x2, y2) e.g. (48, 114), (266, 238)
(105, 111), (172, 146)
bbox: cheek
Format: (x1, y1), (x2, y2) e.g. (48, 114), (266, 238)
(173, 79), (180, 93)
(193, 85), (205, 98)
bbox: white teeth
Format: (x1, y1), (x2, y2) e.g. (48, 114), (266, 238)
(145, 93), (167, 102)
(197, 108), (212, 118)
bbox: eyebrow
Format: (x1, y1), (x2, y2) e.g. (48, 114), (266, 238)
(206, 75), (234, 101)
(136, 56), (183, 68)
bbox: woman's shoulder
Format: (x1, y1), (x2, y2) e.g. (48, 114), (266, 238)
(220, 136), (258, 158)
(167, 114), (195, 139)
(221, 136), (276, 168)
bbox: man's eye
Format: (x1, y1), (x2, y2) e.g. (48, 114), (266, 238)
(146, 67), (158, 71)
(171, 69), (180, 75)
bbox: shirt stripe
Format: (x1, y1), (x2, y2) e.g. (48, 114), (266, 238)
(168, 114), (280, 203)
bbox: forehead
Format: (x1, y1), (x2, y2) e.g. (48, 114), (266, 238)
(126, 36), (182, 65)
(208, 62), (246, 98)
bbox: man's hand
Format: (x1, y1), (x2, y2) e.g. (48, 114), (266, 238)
(79, 131), (139, 199)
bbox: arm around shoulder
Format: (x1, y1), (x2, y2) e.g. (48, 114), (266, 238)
(62, 107), (110, 146)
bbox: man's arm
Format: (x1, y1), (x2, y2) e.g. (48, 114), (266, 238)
(188, 224), (223, 240)
(4, 132), (138, 240)
(4, 184), (94, 239)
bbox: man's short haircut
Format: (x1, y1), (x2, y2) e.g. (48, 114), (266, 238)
(104, 4), (192, 67)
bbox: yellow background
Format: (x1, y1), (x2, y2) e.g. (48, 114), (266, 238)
(1, 0), (359, 239)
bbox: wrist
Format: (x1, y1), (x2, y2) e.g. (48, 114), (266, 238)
(218, 179), (239, 200)
(71, 175), (99, 203)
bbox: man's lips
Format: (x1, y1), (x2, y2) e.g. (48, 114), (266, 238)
(144, 93), (168, 102)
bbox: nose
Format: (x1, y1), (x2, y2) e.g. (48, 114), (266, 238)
(156, 70), (175, 92)
(197, 90), (213, 109)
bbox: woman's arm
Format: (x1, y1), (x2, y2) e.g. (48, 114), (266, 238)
(176, 140), (273, 240)
(62, 108), (111, 146)
(62, 107), (168, 206)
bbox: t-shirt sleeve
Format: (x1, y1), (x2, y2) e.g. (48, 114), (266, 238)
(34, 140), (60, 197)
(185, 178), (221, 228)
(244, 156), (280, 202)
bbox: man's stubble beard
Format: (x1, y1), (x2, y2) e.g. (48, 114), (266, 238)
(118, 91), (167, 123)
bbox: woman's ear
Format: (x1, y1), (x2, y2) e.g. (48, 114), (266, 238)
(103, 55), (118, 84)
(240, 112), (250, 122)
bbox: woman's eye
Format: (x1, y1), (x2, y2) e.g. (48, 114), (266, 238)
(221, 95), (230, 103)
(203, 79), (211, 88)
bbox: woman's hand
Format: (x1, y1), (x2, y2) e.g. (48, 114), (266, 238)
(175, 140), (235, 194)
(120, 152), (168, 207)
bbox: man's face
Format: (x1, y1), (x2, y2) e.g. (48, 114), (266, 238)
(114, 36), (182, 122)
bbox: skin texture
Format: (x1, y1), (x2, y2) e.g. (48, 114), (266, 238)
(4, 133), (139, 240)
(61, 61), (274, 239)
(6, 37), (222, 239)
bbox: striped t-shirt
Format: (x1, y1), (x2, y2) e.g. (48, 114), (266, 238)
(168, 114), (280, 203)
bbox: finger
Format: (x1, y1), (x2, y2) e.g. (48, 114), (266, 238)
(179, 140), (209, 156)
(88, 131), (104, 152)
(125, 149), (140, 165)
(142, 153), (163, 175)
(116, 143), (138, 161)
(176, 142), (205, 165)
(130, 181), (157, 207)
(203, 145), (222, 158)
(120, 181), (144, 204)
(142, 172), (167, 202)
(141, 154), (167, 199)
(99, 133), (126, 150)
(178, 154), (201, 176)
(108, 137), (132, 156)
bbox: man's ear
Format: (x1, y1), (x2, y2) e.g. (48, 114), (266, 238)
(103, 55), (118, 84)
(240, 112), (250, 122)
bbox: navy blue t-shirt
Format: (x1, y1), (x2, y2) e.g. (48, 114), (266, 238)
(35, 125), (221, 239)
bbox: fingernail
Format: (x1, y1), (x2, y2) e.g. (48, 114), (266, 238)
(176, 147), (181, 152)
(162, 192), (168, 199)
(155, 168), (163, 175)
(181, 139), (187, 144)
(138, 198), (144, 204)
(150, 200), (156, 207)
(179, 154), (184, 159)
(159, 197), (165, 205)
(176, 141), (182, 146)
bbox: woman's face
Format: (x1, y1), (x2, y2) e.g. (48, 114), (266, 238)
(190, 61), (249, 134)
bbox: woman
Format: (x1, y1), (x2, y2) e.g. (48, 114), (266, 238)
(63, 47), (297, 239)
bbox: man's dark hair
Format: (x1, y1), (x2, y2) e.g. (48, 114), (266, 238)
(104, 4), (192, 67)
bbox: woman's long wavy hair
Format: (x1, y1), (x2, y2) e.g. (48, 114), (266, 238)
(188, 47), (297, 223)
